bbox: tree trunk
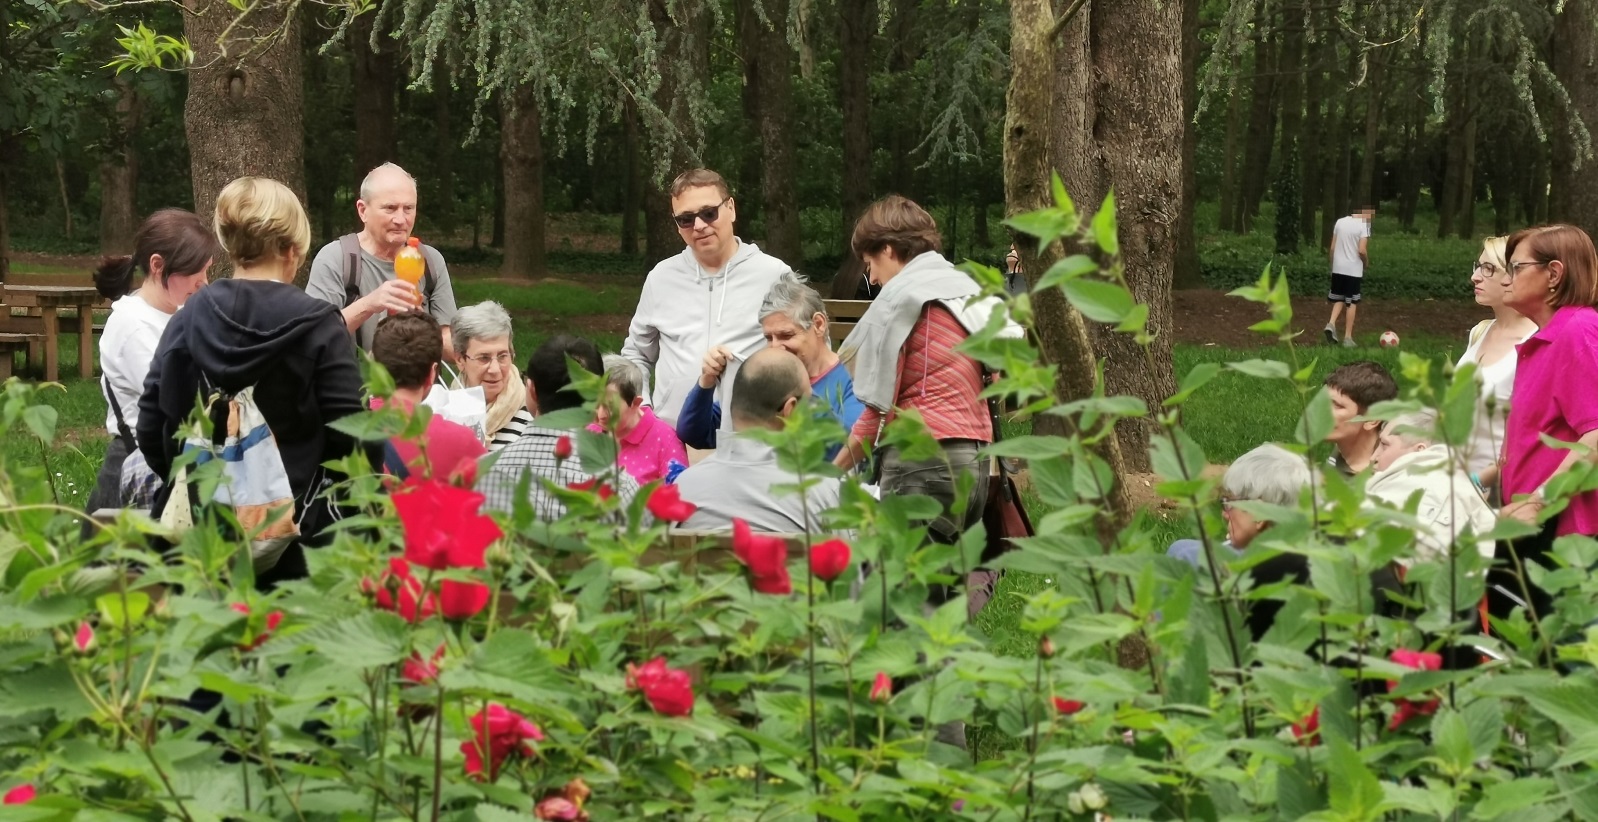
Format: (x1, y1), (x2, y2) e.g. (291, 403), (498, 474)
(1299, 24), (1325, 243)
(1437, 67), (1464, 239)
(1236, 20), (1279, 233)
(1053, 0), (1182, 475)
(1396, 97), (1423, 230)
(887, 0), (918, 197)
(351, 8), (397, 179)
(183, 0), (306, 239)
(98, 79), (143, 255)
(433, 61), (457, 235)
(1217, 59), (1244, 233)
(500, 85), (545, 280)
(1004, 0), (1131, 523)
(1273, 5), (1304, 254)
(838, 0), (874, 256)
(753, 0), (802, 264)
(735, 0), (763, 234)
(1356, 53), (1384, 206)
(1551, 0), (1598, 236)
(643, 0), (711, 263)
(1457, 104), (1478, 239)
(1172, 0), (1203, 289)
(621, 101), (642, 255)
(0, 134), (11, 285)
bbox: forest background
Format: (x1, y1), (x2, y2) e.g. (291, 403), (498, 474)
(5, 0), (1598, 484)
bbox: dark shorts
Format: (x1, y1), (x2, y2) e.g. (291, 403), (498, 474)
(1328, 273), (1363, 304)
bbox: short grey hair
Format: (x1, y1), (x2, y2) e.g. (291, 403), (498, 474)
(1222, 443), (1312, 507)
(451, 301), (514, 356)
(1386, 409), (1437, 448)
(602, 354), (647, 405)
(359, 162), (417, 201)
(758, 271), (827, 330)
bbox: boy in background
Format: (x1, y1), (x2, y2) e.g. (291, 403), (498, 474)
(1324, 360), (1398, 475)
(1325, 205), (1375, 347)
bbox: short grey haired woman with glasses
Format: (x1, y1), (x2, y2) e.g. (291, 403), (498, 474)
(451, 300), (532, 450)
(1167, 443), (1311, 567)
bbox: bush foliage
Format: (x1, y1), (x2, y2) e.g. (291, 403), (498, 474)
(0, 182), (1592, 820)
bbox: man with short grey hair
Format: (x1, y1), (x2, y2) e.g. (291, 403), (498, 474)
(307, 162), (459, 352)
(678, 271), (862, 459)
(675, 348), (844, 532)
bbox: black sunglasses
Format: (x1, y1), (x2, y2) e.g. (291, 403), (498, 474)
(673, 197), (731, 229)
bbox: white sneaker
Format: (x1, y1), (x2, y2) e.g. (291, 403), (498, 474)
(1323, 325), (1338, 344)
(1342, 336), (1357, 348)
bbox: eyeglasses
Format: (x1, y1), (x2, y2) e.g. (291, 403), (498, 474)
(673, 197), (731, 229)
(466, 351), (514, 368)
(1471, 261), (1501, 277)
(1506, 260), (1550, 280)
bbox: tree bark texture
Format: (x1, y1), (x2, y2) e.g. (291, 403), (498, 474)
(837, 0), (874, 250)
(0, 135), (11, 285)
(351, 8), (397, 181)
(183, 0), (306, 236)
(1551, 0), (1598, 237)
(98, 78), (143, 255)
(1217, 60), (1244, 233)
(1299, 21), (1325, 243)
(433, 61), (457, 235)
(1004, 0), (1131, 524)
(752, 0), (802, 265)
(1052, 0), (1182, 475)
(735, 0), (763, 233)
(1356, 53), (1384, 208)
(621, 101), (642, 255)
(1437, 65), (1464, 239)
(643, 0), (711, 263)
(500, 84), (546, 280)
(887, 0), (919, 198)
(1172, 0), (1203, 290)
(1236, 20), (1278, 233)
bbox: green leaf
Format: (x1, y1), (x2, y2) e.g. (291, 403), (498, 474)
(297, 610), (410, 669)
(1035, 254), (1099, 291)
(1164, 362), (1221, 407)
(1473, 778), (1559, 819)
(577, 428), (619, 476)
(1431, 708), (1473, 776)
(1003, 209), (1072, 246)
(1061, 278), (1134, 324)
(22, 404), (57, 442)
(1050, 171), (1076, 221)
(1326, 735), (1384, 821)
(1226, 359), (1292, 380)
(1092, 190), (1119, 256)
(95, 591), (150, 630)
(1296, 387), (1335, 447)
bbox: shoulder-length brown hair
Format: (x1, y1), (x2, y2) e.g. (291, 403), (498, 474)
(1506, 224), (1598, 309)
(850, 195), (942, 262)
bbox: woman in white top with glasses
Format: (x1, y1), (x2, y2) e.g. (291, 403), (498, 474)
(1458, 235), (1537, 497)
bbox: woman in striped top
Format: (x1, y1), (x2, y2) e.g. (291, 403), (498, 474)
(451, 301), (533, 450)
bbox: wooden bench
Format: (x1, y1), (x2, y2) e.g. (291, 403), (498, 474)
(0, 332), (45, 380)
(824, 299), (872, 344)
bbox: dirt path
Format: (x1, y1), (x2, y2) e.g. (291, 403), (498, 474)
(1172, 289), (1479, 348)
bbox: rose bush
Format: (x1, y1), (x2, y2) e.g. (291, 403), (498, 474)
(2, 189), (1598, 818)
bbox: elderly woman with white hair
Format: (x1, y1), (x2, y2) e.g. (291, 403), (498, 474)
(1168, 443), (1312, 567)
(451, 301), (533, 450)
(1367, 408), (1497, 562)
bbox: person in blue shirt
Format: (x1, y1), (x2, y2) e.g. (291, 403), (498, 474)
(677, 271), (863, 458)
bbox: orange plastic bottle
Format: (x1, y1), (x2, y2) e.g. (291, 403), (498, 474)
(394, 237), (425, 305)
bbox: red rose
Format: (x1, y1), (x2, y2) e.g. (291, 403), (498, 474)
(1292, 707), (1320, 746)
(231, 603), (284, 650)
(394, 478), (503, 571)
(567, 478), (615, 501)
(870, 671), (892, 703)
(646, 483), (698, 523)
(1052, 696), (1085, 715)
(733, 518), (791, 595)
(554, 435), (574, 461)
(3, 785), (35, 805)
(809, 539), (851, 582)
(370, 557), (439, 624)
(625, 657), (695, 717)
(1387, 649), (1443, 731)
(535, 797), (587, 821)
(462, 703), (544, 782)
(73, 620), (95, 654)
(439, 579), (492, 620)
(402, 645), (446, 686)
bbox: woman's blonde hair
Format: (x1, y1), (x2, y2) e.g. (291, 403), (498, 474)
(213, 177), (310, 268)
(1482, 236), (1508, 273)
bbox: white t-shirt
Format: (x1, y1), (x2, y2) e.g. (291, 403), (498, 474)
(100, 294), (173, 436)
(1330, 215), (1371, 278)
(1454, 318), (1530, 476)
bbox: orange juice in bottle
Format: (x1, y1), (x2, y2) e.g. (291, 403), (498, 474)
(395, 237), (425, 305)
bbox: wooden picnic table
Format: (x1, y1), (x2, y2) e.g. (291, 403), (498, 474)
(2, 285), (108, 382)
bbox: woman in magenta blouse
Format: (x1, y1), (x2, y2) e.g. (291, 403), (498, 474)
(1493, 224), (1598, 623)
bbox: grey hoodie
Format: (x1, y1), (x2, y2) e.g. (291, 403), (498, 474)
(621, 241), (790, 426)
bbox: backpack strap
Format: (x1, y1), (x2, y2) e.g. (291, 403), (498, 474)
(383, 439), (411, 481)
(102, 376), (137, 452)
(420, 244), (438, 313)
(339, 233), (363, 310)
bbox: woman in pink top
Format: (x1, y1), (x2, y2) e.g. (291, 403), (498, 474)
(592, 355), (687, 484)
(1492, 224), (1598, 625)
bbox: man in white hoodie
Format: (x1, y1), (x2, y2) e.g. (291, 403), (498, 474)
(621, 168), (790, 428)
